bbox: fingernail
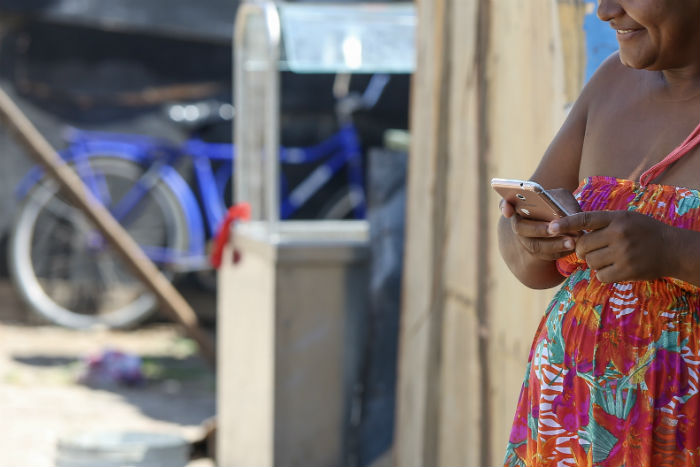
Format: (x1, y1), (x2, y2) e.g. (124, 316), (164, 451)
(564, 239), (574, 249)
(548, 222), (560, 235)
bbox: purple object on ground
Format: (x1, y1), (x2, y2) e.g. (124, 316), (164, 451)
(79, 348), (144, 387)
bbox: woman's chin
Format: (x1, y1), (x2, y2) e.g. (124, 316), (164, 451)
(617, 52), (653, 70)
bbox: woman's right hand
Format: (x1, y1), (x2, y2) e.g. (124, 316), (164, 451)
(500, 188), (581, 261)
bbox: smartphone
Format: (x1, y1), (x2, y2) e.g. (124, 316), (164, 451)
(491, 178), (571, 221)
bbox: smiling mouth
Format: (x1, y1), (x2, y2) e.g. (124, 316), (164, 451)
(616, 28), (642, 35)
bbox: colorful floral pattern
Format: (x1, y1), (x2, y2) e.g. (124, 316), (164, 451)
(504, 176), (700, 467)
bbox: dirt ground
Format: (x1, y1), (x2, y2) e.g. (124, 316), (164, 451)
(0, 280), (216, 467)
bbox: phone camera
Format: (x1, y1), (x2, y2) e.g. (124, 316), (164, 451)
(516, 194), (526, 200)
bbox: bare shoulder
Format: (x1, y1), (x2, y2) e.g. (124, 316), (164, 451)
(582, 52), (641, 103)
(531, 54), (645, 192)
(590, 52), (630, 81)
(592, 51), (627, 76)
(551, 53), (630, 129)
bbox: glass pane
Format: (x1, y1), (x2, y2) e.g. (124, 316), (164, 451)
(278, 3), (415, 73)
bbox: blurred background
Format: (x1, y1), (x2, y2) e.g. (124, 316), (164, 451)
(0, 1), (411, 466)
(0, 0), (616, 466)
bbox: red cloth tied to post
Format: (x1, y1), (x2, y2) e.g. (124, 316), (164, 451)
(210, 203), (251, 268)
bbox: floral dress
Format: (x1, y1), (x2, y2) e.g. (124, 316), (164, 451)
(503, 176), (700, 467)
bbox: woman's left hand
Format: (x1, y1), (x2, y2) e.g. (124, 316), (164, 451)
(547, 210), (675, 283)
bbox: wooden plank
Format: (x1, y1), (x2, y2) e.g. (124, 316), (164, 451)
(443, 0), (481, 307)
(440, 0), (485, 463)
(437, 296), (481, 467)
(217, 242), (275, 466)
(557, 0), (587, 105)
(393, 0), (449, 464)
(485, 0), (568, 463)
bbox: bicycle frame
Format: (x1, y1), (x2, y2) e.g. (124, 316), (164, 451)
(279, 123), (365, 219)
(16, 121), (367, 272)
(17, 131), (210, 270)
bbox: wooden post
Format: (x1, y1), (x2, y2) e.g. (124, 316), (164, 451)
(0, 87), (216, 366)
(393, 0), (455, 464)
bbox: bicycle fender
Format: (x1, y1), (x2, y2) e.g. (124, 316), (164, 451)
(14, 143), (149, 199)
(157, 165), (207, 256)
(14, 165), (46, 200)
(15, 151), (207, 257)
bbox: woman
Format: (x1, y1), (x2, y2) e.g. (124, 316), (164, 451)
(500, 1), (700, 466)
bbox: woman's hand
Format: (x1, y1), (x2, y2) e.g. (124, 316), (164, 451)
(548, 210), (676, 283)
(500, 188), (580, 262)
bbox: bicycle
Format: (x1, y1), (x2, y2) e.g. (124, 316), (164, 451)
(9, 73), (390, 329)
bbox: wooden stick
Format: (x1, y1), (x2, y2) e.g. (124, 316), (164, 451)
(0, 86), (216, 366)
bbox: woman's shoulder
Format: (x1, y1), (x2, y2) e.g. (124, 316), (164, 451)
(560, 54), (630, 131)
(584, 52), (635, 91)
(576, 52), (646, 112)
(592, 51), (628, 76)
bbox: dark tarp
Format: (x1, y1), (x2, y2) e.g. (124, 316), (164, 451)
(0, 0), (240, 43)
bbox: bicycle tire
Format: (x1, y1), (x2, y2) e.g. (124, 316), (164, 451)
(9, 156), (189, 329)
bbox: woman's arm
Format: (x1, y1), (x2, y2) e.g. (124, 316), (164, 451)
(497, 65), (593, 288)
(496, 54), (625, 288)
(496, 115), (585, 288)
(497, 215), (569, 289)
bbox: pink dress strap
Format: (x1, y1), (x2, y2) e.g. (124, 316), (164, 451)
(640, 121), (700, 186)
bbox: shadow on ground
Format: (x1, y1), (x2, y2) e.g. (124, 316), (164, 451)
(10, 351), (215, 427)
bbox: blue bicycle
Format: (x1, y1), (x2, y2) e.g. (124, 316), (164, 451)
(9, 74), (389, 329)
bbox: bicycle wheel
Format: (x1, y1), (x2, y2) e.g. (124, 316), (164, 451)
(9, 156), (189, 329)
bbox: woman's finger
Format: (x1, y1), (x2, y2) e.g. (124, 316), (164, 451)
(517, 235), (576, 259)
(581, 246), (614, 271)
(500, 199), (515, 218)
(593, 263), (619, 284)
(512, 215), (557, 238)
(548, 210), (615, 235)
(574, 229), (610, 258)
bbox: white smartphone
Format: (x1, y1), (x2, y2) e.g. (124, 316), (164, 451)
(491, 178), (572, 221)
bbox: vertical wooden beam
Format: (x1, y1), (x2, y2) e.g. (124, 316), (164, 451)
(475, 0), (493, 462)
(393, 0), (451, 464)
(557, 0), (587, 104)
(485, 0), (568, 463)
(396, 0), (490, 464)
(437, 0), (490, 463)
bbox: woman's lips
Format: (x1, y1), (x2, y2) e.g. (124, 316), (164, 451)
(615, 28), (643, 39)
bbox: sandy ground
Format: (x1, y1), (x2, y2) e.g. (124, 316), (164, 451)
(0, 280), (216, 467)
